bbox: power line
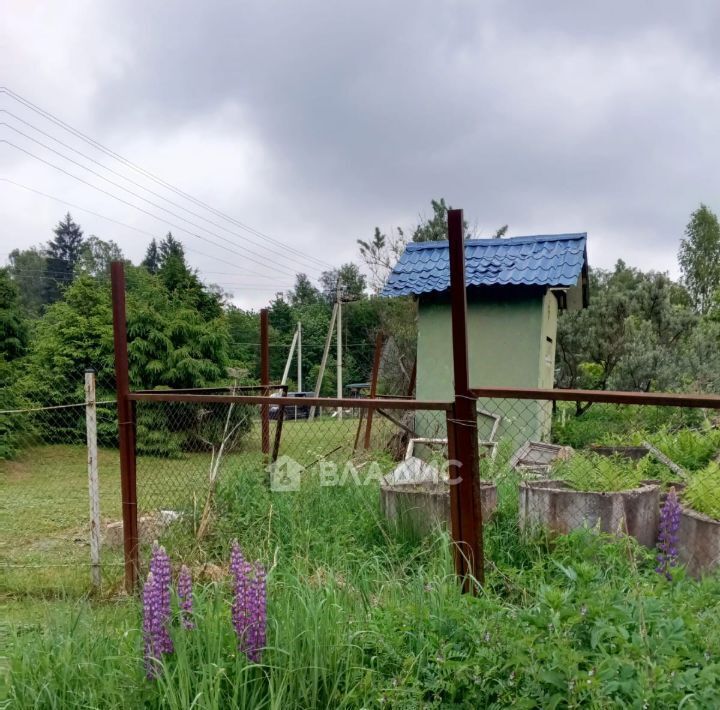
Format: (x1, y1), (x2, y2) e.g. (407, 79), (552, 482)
(1, 113), (325, 276)
(1, 142), (300, 279)
(2, 123), (316, 278)
(0, 178), (286, 281)
(0, 87), (335, 270)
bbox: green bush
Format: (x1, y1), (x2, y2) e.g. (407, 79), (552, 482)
(551, 452), (667, 492)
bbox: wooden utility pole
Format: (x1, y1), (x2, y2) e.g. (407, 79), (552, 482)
(281, 325), (299, 386)
(309, 303), (338, 421)
(446, 208), (484, 591)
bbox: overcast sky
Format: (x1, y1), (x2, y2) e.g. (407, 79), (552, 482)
(3, 1), (720, 308)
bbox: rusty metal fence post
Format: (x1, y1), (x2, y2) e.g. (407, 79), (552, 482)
(447, 208), (484, 590)
(260, 307), (270, 457)
(111, 261), (139, 593)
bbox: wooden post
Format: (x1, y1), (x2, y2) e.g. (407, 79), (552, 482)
(363, 331), (385, 449)
(111, 261), (139, 593)
(446, 208), (484, 591)
(260, 308), (270, 457)
(85, 368), (101, 589)
(309, 303), (337, 421)
(281, 326), (299, 386)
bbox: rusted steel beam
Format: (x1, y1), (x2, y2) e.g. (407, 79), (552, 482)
(363, 331), (385, 449)
(127, 391), (453, 411)
(447, 208), (484, 591)
(132, 384), (287, 395)
(406, 358), (417, 398)
(470, 387), (720, 409)
(111, 261), (139, 593)
(375, 408), (420, 438)
(260, 308), (270, 456)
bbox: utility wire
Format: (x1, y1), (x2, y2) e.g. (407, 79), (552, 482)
(0, 87), (334, 270)
(0, 178), (288, 282)
(2, 123), (315, 277)
(1, 141), (299, 279)
(1, 112), (325, 276)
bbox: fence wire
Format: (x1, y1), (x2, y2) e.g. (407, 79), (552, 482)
(0, 374), (124, 597)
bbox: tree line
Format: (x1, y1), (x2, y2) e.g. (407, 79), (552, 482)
(1, 201), (719, 456)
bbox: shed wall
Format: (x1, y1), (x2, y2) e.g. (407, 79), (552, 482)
(416, 289), (557, 445)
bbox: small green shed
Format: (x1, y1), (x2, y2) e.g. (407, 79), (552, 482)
(382, 233), (589, 444)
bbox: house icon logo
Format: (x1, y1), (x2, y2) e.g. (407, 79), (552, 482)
(267, 456), (303, 492)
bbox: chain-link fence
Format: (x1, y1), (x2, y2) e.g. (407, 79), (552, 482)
(130, 393), (453, 566)
(0, 373), (124, 597)
(470, 391), (720, 578)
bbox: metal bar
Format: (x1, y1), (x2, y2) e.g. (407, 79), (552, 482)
(447, 208), (484, 591)
(469, 386), (720, 408)
(297, 320), (302, 391)
(111, 261), (139, 593)
(363, 331), (385, 449)
(132, 384), (286, 395)
(260, 308), (270, 456)
(445, 413), (465, 579)
(336, 285), (343, 419)
(84, 369), (101, 589)
(375, 408), (420, 438)
(407, 358), (417, 397)
(127, 391), (453, 411)
(271, 405), (285, 464)
(352, 407), (365, 452)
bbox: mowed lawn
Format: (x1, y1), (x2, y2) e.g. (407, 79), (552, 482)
(0, 415), (393, 600)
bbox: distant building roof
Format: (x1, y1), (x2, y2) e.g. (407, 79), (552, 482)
(381, 233), (588, 299)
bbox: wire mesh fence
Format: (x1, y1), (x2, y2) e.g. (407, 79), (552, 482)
(131, 395), (452, 565)
(470, 394), (720, 578)
(5, 368), (720, 598)
(0, 373), (124, 596)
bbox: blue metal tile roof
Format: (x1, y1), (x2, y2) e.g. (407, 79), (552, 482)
(381, 233), (587, 297)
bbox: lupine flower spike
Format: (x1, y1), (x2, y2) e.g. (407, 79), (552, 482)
(656, 487), (682, 580)
(230, 540), (267, 662)
(142, 543), (174, 678)
(177, 564), (194, 630)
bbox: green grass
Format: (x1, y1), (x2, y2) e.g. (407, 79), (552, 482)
(8, 417), (720, 706)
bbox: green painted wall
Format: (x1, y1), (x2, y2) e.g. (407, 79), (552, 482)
(415, 287), (558, 446)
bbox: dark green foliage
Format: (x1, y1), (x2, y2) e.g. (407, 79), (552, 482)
(43, 212), (84, 305)
(142, 238), (161, 274)
(679, 203), (720, 315)
(319, 262), (367, 301)
(0, 268), (29, 361)
(8, 247), (48, 316)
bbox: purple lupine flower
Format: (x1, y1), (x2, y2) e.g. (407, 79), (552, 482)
(177, 564), (194, 630)
(656, 487), (682, 580)
(229, 540), (267, 663)
(142, 543), (174, 678)
(142, 571), (160, 678)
